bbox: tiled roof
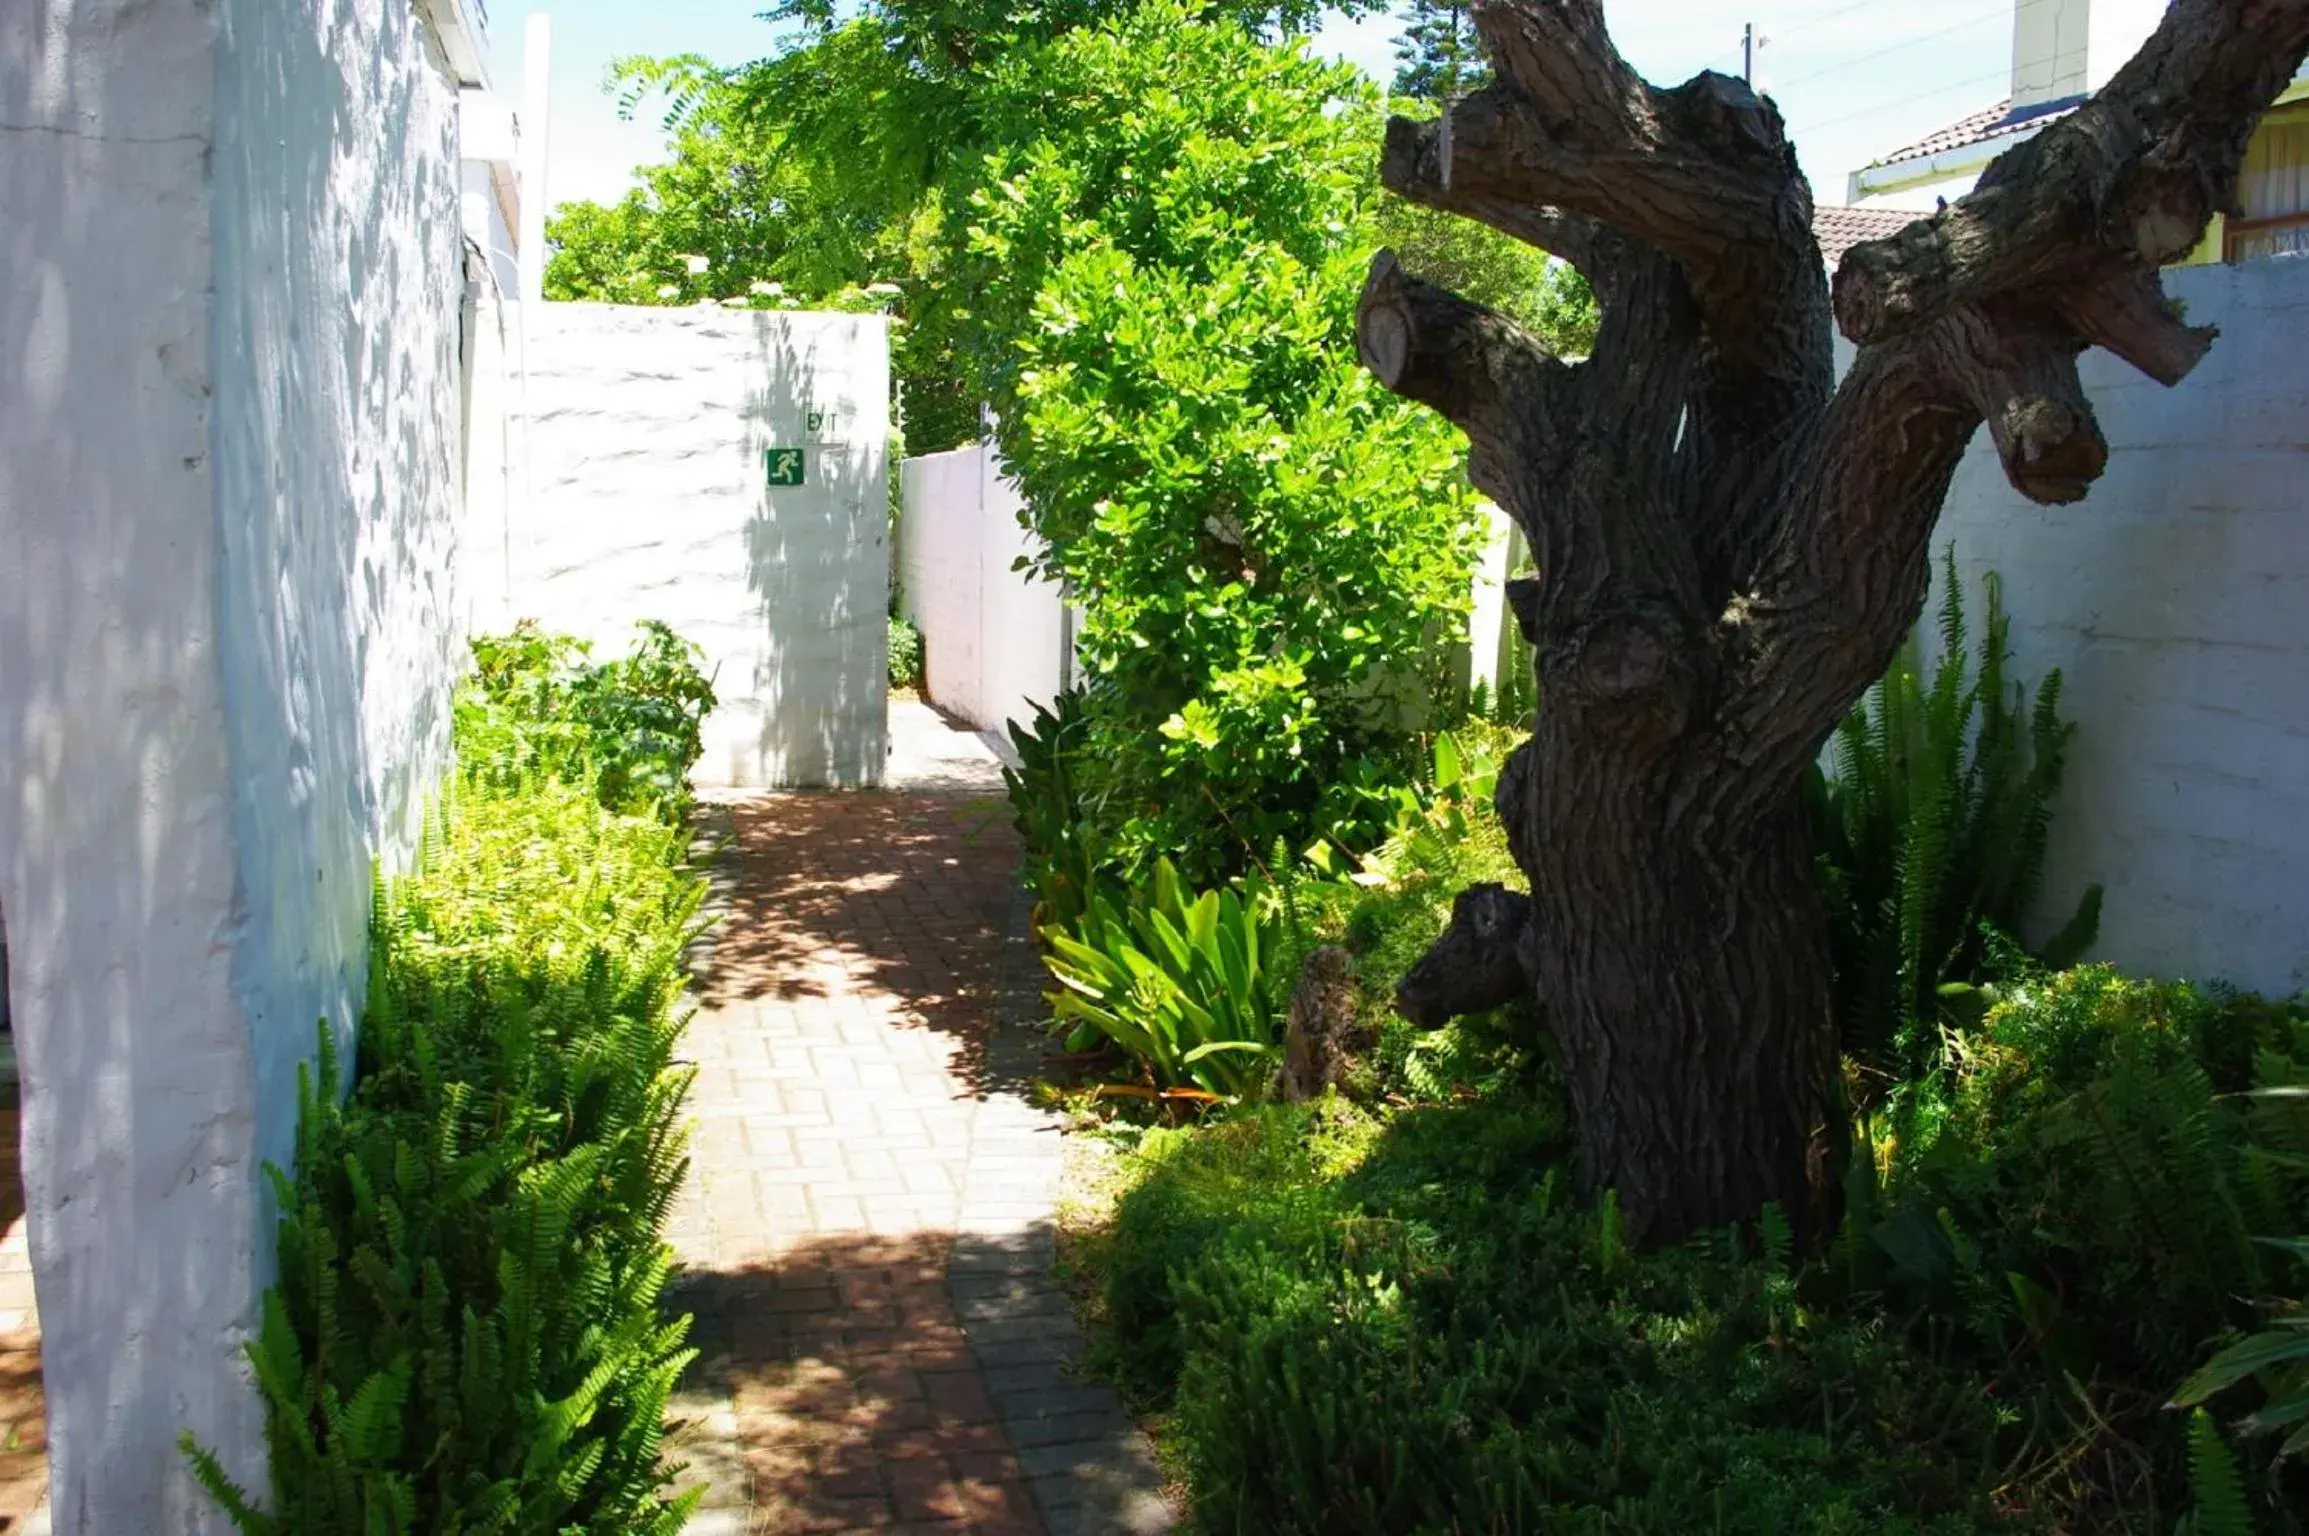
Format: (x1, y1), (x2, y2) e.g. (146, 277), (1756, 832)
(1862, 94), (2086, 170)
(1813, 205), (1918, 267)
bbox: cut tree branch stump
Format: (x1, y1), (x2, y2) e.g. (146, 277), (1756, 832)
(1358, 0), (2309, 1247)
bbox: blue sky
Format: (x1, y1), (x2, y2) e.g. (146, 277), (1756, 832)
(484, 0), (2023, 213)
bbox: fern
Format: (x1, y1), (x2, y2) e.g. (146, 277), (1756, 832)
(1809, 551), (2101, 1080)
(2186, 1407), (2256, 1536)
(183, 634), (714, 1532)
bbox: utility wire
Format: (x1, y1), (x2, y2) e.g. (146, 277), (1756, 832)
(1787, 62), (2012, 136)
(1770, 4), (2013, 89)
(1756, 0), (1906, 51)
(1761, 0), (2053, 53)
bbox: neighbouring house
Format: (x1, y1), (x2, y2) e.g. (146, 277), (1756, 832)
(1807, 1), (2309, 1000)
(1812, 203), (1920, 270)
(1845, 0), (2309, 263)
(0, 0), (535, 1526)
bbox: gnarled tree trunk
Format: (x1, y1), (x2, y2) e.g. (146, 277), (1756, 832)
(1366, 0), (2309, 1247)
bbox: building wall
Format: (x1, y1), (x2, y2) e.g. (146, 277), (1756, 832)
(460, 286), (525, 639)
(0, 0), (467, 1524)
(898, 444), (1072, 738)
(508, 304), (892, 788)
(1857, 257), (2309, 997)
(211, 0), (465, 1203)
(0, 2), (262, 1522)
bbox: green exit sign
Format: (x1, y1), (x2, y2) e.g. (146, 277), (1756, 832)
(765, 447), (806, 487)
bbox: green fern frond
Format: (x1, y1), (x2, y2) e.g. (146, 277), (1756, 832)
(2186, 1407), (2256, 1536)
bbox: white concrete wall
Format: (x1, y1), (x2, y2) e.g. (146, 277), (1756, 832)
(0, 0), (466, 1524)
(0, 3), (261, 1522)
(212, 0), (465, 1189)
(1841, 257), (2309, 996)
(898, 444), (1071, 739)
(460, 287), (524, 638)
(505, 304), (892, 787)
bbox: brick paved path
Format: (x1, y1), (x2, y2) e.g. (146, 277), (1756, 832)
(665, 704), (1172, 1535)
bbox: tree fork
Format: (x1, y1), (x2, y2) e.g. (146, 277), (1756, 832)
(1367, 0), (2309, 1247)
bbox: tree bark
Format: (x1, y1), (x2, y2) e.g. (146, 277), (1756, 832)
(1365, 0), (2309, 1247)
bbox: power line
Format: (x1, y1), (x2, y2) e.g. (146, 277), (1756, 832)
(1761, 0), (2055, 54)
(1786, 62), (2011, 136)
(1757, 0), (1910, 52)
(1770, 3), (2012, 91)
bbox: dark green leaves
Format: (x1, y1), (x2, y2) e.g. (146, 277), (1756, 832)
(185, 640), (711, 1533)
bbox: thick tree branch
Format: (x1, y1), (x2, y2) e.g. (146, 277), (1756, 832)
(1378, 111), (1609, 279)
(1730, 0), (2309, 793)
(1356, 250), (1567, 442)
(1395, 883), (1536, 1028)
(1374, 0), (1836, 602)
(1947, 302), (2106, 506)
(1468, 0), (1796, 269)
(2050, 264), (2218, 386)
(1834, 0), (2309, 347)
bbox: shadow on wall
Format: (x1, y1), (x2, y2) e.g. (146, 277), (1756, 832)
(739, 313), (890, 788)
(0, 0), (271, 1518)
(3, 0), (462, 1521)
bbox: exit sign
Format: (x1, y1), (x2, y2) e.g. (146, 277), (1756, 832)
(765, 447), (806, 487)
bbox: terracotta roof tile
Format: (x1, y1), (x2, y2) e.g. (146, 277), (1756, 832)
(1862, 93), (2086, 171)
(1813, 204), (1918, 268)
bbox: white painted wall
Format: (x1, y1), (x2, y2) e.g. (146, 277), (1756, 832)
(1463, 504), (1529, 705)
(0, 3), (260, 1522)
(0, 0), (466, 1524)
(504, 304), (892, 787)
(212, 0), (466, 1187)
(899, 443), (1072, 738)
(1831, 258), (2309, 996)
(461, 284), (526, 639)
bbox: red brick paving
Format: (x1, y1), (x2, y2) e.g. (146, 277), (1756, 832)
(667, 789), (1048, 1534)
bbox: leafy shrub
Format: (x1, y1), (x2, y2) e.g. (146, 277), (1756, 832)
(1004, 689), (1109, 935)
(2177, 1246), (2309, 1479)
(1076, 938), (2309, 1529)
(1809, 556), (2100, 1079)
(1862, 968), (2304, 1383)
(886, 614), (923, 692)
(1293, 722), (1539, 1103)
(1044, 858), (1280, 1102)
(950, 5), (1485, 882)
(1102, 1097), (2016, 1535)
(2171, 1087), (2309, 1531)
(460, 620), (716, 821)
(184, 655), (710, 1531)
(1031, 722), (1537, 1109)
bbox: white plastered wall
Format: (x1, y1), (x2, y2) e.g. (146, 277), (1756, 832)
(0, 0), (465, 1523)
(1837, 257), (2309, 997)
(505, 304), (893, 787)
(899, 443), (1072, 738)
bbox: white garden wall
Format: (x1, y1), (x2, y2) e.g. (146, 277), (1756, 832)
(1925, 257), (2309, 998)
(503, 304), (892, 787)
(899, 444), (1073, 739)
(0, 0), (467, 1524)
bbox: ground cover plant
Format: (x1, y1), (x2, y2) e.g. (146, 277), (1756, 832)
(183, 624), (716, 1533)
(1065, 898), (2309, 1533)
(1051, 577), (2309, 1531)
